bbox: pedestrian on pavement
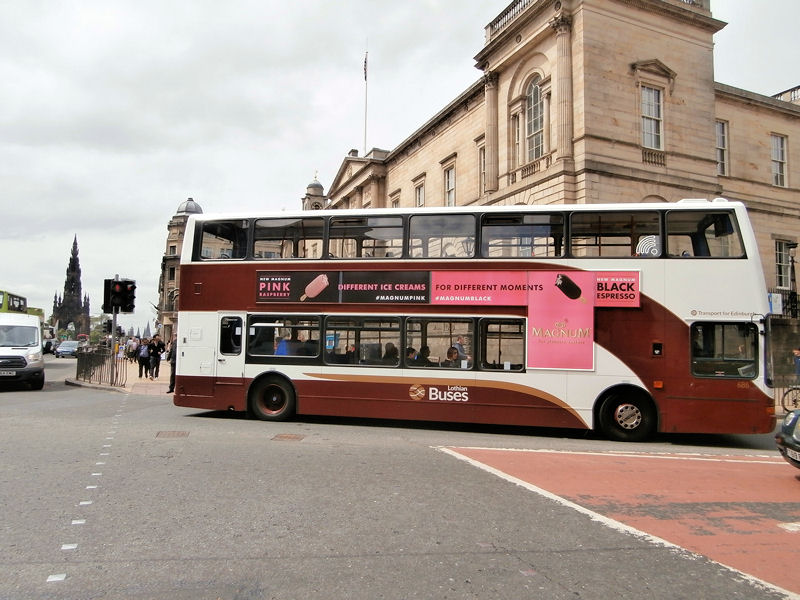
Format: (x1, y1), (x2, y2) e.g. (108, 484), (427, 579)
(148, 334), (165, 380)
(127, 337), (139, 363)
(167, 336), (177, 394)
(137, 338), (150, 378)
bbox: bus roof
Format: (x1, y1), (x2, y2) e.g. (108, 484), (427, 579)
(186, 198), (745, 224)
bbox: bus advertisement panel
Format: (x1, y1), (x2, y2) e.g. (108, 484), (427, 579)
(253, 269), (640, 371)
(173, 200), (775, 441)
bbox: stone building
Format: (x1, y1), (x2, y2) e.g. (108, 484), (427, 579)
(324, 0), (800, 294)
(157, 197), (203, 343)
(51, 235), (91, 335)
(157, 0), (800, 328)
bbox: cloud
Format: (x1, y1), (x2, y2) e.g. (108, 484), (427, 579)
(2, 0), (792, 334)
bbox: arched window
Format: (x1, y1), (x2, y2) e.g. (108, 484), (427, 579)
(526, 77), (544, 162)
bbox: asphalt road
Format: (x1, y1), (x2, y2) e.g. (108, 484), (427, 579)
(0, 356), (795, 599)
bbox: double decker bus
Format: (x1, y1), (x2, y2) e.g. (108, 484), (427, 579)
(0, 290), (28, 313)
(173, 198), (776, 441)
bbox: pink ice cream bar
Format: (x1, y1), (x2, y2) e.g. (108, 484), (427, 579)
(300, 274), (329, 301)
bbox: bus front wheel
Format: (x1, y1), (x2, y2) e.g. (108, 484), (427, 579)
(249, 378), (295, 421)
(597, 391), (656, 442)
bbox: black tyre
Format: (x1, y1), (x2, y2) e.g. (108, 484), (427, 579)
(597, 391), (657, 442)
(782, 387), (800, 412)
(249, 378), (296, 421)
(29, 373), (45, 391)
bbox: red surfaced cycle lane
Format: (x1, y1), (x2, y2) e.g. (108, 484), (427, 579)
(444, 448), (800, 596)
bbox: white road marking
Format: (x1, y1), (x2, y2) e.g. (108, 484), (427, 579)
(438, 446), (800, 600)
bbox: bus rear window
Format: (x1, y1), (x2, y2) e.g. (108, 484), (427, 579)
(666, 211), (744, 258)
(198, 220), (248, 260)
(253, 217), (324, 259)
(480, 213), (564, 258)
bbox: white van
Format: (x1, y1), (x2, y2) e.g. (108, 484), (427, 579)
(0, 313), (45, 390)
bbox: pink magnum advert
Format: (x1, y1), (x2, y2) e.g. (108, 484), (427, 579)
(527, 271), (596, 370)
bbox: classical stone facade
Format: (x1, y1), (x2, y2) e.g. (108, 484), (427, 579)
(157, 198), (203, 343)
(51, 236), (91, 335)
(325, 0), (800, 292)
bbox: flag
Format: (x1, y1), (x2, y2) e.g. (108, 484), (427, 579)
(363, 51), (368, 82)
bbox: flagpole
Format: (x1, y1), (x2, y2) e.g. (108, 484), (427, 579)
(363, 50), (368, 156)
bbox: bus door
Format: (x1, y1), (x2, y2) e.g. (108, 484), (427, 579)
(216, 314), (245, 380)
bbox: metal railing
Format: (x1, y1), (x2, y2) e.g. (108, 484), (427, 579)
(768, 287), (798, 318)
(75, 347), (128, 387)
(486, 0), (534, 42)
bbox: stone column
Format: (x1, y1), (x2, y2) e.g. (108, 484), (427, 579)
(550, 14), (573, 159)
(483, 71), (499, 192)
(543, 91), (551, 156)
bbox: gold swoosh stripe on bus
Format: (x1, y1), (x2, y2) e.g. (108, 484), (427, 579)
(303, 372), (587, 427)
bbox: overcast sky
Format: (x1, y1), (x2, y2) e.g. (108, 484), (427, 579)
(1, 0), (797, 334)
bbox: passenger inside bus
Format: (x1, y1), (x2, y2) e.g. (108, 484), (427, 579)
(440, 347), (461, 368)
(382, 342), (399, 365)
(411, 345), (434, 367)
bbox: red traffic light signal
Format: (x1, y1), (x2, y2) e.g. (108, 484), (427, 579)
(103, 278), (136, 313)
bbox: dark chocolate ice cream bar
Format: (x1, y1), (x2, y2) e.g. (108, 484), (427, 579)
(555, 273), (582, 300)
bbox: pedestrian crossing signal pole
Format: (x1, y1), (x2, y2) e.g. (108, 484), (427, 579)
(111, 275), (119, 387)
(103, 275), (136, 386)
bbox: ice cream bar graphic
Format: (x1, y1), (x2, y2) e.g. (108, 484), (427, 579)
(300, 274), (329, 301)
(554, 273), (585, 302)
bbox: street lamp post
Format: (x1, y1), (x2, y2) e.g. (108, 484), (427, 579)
(788, 242), (797, 318)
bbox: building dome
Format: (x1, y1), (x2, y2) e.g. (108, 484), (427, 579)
(307, 178), (323, 193)
(176, 197), (203, 215)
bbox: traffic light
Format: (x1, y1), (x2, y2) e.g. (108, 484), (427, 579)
(103, 278), (136, 313)
(102, 279), (114, 313)
(118, 280), (136, 313)
(103, 319), (112, 334)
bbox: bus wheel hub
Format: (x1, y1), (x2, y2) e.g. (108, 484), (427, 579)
(614, 404), (642, 430)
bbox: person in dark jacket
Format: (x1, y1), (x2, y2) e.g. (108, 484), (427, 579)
(148, 334), (165, 380)
(166, 336), (177, 393)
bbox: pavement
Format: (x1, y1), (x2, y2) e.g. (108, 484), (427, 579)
(66, 357), (172, 396)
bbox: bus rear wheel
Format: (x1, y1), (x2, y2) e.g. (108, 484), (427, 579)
(597, 391), (656, 442)
(249, 378), (295, 421)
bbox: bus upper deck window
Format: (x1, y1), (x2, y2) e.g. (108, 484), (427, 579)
(569, 211), (660, 258)
(409, 214), (475, 259)
(329, 216), (404, 259)
(666, 211), (745, 258)
(480, 213), (564, 258)
(253, 217), (324, 259)
(198, 220), (248, 260)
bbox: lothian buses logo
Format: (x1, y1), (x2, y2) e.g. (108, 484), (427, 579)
(408, 384), (469, 402)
